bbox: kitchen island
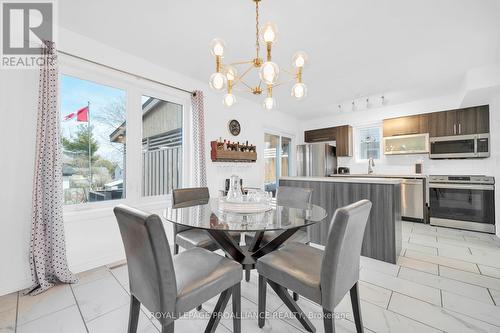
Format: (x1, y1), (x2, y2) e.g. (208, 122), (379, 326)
(279, 176), (402, 264)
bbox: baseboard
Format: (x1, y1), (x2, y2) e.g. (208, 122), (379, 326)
(69, 250), (125, 274)
(0, 277), (32, 296)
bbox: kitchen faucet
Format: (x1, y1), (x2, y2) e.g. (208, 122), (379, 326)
(368, 157), (375, 174)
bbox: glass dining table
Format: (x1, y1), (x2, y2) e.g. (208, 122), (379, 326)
(163, 198), (327, 278)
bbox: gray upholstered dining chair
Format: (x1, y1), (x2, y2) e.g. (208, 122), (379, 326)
(114, 205), (242, 333)
(172, 187), (239, 254)
(256, 200), (372, 333)
(245, 186), (313, 246)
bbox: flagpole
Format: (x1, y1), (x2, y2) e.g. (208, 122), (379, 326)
(87, 101), (92, 191)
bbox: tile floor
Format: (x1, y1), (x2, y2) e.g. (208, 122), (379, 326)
(2, 221), (500, 333)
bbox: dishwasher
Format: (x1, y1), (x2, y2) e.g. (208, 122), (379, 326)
(400, 178), (426, 222)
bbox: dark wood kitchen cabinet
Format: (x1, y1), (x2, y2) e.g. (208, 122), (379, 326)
(304, 125), (353, 156)
(428, 105), (489, 137)
(383, 114), (428, 137)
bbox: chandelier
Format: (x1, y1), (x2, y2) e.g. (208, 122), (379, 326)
(208, 0), (308, 110)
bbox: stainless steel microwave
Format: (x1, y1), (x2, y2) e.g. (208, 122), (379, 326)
(429, 134), (490, 159)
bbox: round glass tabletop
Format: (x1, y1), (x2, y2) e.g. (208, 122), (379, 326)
(163, 198), (327, 232)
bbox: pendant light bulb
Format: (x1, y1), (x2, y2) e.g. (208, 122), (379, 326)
(291, 82), (307, 100)
(209, 38), (226, 57)
(223, 93), (236, 107)
(209, 72), (226, 91)
(263, 96), (276, 110)
(259, 61), (279, 85)
(260, 22), (278, 44)
(224, 66), (238, 81)
(292, 51), (308, 68)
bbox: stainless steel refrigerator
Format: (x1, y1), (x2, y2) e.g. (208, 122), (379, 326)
(296, 143), (337, 176)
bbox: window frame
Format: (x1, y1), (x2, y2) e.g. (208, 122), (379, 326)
(60, 55), (191, 215)
(263, 128), (295, 185)
(354, 123), (383, 162)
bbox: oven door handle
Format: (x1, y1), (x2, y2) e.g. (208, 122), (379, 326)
(430, 183), (494, 191)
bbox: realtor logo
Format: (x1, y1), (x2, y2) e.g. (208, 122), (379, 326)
(1, 1), (56, 68)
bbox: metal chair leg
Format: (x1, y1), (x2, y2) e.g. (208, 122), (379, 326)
(232, 283), (241, 333)
(293, 292), (299, 301)
(323, 308), (335, 333)
(196, 305), (202, 311)
(245, 268), (251, 282)
(350, 282), (364, 333)
(258, 275), (267, 328)
(128, 295), (140, 333)
(161, 322), (174, 333)
(205, 288), (232, 333)
(174, 244), (179, 255)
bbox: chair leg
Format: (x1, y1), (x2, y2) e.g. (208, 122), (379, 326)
(245, 268), (250, 282)
(350, 282), (364, 333)
(323, 308), (335, 333)
(205, 288), (232, 333)
(258, 275), (267, 328)
(161, 322), (174, 333)
(174, 243), (179, 255)
(293, 292), (299, 301)
(196, 305), (202, 311)
(267, 280), (316, 333)
(232, 283), (241, 333)
(128, 295), (141, 333)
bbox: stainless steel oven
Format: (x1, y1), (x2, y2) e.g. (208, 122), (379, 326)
(429, 175), (495, 233)
(429, 134), (490, 159)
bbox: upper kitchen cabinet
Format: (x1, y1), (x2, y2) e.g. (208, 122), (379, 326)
(304, 125), (353, 156)
(428, 105), (489, 137)
(383, 114), (428, 137)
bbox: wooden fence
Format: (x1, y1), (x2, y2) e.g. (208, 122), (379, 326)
(142, 147), (182, 196)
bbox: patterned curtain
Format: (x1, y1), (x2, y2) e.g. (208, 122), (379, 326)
(191, 90), (207, 187)
(28, 42), (77, 295)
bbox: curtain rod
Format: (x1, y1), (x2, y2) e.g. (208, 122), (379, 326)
(57, 50), (196, 96)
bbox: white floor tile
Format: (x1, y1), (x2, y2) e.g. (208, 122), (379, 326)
(86, 303), (158, 333)
(110, 265), (129, 291)
(336, 293), (440, 333)
(17, 284), (75, 325)
(17, 305), (86, 333)
(490, 289), (500, 306)
(397, 256), (438, 275)
(0, 293), (17, 314)
(405, 249), (479, 273)
(388, 292), (500, 333)
(409, 233), (437, 243)
(76, 267), (113, 286)
(478, 265), (500, 279)
(442, 290), (500, 326)
(0, 308), (16, 333)
(239, 275), (285, 313)
(398, 267), (493, 304)
(402, 241), (438, 255)
(439, 248), (500, 268)
(72, 275), (129, 322)
(439, 266), (500, 290)
(358, 281), (392, 308)
(360, 256), (399, 277)
(360, 268), (441, 305)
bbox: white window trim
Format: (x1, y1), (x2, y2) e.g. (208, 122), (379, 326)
(263, 128), (296, 183)
(354, 123), (383, 162)
(59, 55), (190, 217)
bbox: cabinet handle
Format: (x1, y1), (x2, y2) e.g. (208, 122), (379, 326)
(459, 123), (461, 134)
(313, 137), (329, 141)
(453, 124), (456, 135)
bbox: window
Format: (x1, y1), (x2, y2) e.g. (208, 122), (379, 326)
(60, 74), (126, 205)
(357, 126), (381, 160)
(141, 95), (183, 196)
(264, 133), (292, 194)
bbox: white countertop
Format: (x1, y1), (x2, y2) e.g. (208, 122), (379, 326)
(280, 176), (403, 185)
(328, 174), (427, 179)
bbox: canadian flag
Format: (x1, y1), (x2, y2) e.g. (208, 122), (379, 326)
(64, 106), (89, 122)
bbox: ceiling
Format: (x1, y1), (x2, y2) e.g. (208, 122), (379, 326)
(59, 0), (500, 118)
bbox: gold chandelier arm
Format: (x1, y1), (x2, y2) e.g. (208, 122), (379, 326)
(271, 78), (296, 88)
(226, 60), (254, 66)
(232, 63), (254, 86)
(236, 78), (254, 91)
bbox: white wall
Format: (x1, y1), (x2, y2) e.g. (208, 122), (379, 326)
(299, 86), (500, 238)
(0, 28), (300, 295)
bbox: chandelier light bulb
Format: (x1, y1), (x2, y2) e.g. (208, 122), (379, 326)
(263, 96), (276, 110)
(259, 61), (279, 85)
(223, 93), (236, 107)
(291, 82), (307, 99)
(210, 38), (226, 57)
(260, 22), (278, 44)
(292, 51), (308, 68)
(224, 66), (237, 81)
(209, 72), (226, 91)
